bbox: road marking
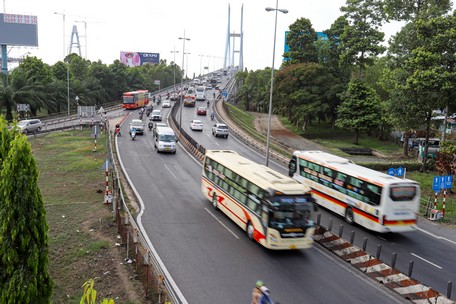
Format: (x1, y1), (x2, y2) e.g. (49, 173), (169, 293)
(164, 164), (177, 179)
(204, 208), (239, 239)
(411, 253), (442, 269)
(416, 227), (456, 246)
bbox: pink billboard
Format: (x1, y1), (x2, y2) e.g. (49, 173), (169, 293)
(120, 51), (159, 67)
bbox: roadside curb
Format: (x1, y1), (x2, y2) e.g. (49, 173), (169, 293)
(313, 227), (454, 303)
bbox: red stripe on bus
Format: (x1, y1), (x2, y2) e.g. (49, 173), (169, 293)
(312, 188), (380, 223)
(203, 178), (265, 242)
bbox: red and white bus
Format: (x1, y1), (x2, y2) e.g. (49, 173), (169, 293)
(122, 90), (149, 109)
(202, 150), (316, 250)
(288, 151), (420, 233)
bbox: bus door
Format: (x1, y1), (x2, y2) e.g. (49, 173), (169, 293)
(288, 156), (297, 177)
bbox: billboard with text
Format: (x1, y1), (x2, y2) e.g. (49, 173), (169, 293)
(120, 51), (160, 67)
(0, 13), (38, 46)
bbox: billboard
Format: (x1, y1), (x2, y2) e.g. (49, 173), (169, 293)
(120, 51), (160, 67)
(0, 13), (38, 46)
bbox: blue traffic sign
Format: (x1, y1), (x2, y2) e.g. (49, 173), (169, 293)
(222, 90), (228, 97)
(396, 167), (405, 177)
(433, 175), (453, 192)
(387, 168), (396, 176)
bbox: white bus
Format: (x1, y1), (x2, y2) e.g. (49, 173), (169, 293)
(288, 151), (420, 233)
(202, 150), (316, 250)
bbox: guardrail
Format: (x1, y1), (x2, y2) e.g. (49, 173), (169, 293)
(107, 117), (187, 303)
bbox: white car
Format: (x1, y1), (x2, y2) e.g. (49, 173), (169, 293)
(129, 119), (144, 135)
(162, 100), (171, 108)
(151, 110), (162, 121)
(190, 119), (203, 131)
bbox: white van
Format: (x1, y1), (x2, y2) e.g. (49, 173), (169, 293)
(153, 126), (177, 154)
(195, 85), (206, 101)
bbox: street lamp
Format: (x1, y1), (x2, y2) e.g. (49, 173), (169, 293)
(265, 1), (288, 167)
(198, 54), (204, 76)
(185, 52), (191, 79)
(54, 11), (66, 60)
(170, 47), (179, 92)
(179, 31), (190, 133)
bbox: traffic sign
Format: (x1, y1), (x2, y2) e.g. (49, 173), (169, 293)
(387, 168), (396, 176)
(222, 90), (228, 98)
(433, 175), (453, 192)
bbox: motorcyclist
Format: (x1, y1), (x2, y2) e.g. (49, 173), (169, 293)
(207, 100), (210, 107)
(148, 120), (154, 131)
(211, 112), (215, 121)
(114, 124), (121, 136)
(213, 92), (216, 99)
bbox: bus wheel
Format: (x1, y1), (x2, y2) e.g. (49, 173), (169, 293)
(345, 207), (354, 224)
(246, 222), (255, 241)
(212, 194), (218, 209)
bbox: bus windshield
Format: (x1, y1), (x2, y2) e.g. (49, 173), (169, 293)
(268, 195), (314, 230)
(123, 96), (134, 104)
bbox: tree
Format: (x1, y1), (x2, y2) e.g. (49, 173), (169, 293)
(340, 0), (386, 79)
(336, 80), (382, 144)
(283, 18), (319, 64)
(274, 63), (339, 130)
(0, 117), (53, 303)
(383, 0), (451, 21)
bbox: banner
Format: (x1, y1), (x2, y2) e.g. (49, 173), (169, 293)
(120, 51), (160, 67)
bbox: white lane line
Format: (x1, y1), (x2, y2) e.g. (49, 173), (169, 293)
(204, 208), (239, 239)
(416, 227), (456, 246)
(411, 253), (442, 269)
(164, 164), (178, 179)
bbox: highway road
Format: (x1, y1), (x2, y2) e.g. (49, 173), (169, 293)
(116, 102), (408, 303)
(176, 88), (456, 301)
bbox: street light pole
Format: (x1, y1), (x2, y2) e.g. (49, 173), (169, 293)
(265, 1), (288, 167)
(54, 11), (66, 60)
(198, 54), (204, 76)
(170, 47), (179, 93)
(178, 31), (190, 133)
(185, 52), (191, 79)
(67, 63), (70, 116)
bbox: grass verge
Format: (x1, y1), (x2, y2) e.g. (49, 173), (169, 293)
(31, 130), (146, 304)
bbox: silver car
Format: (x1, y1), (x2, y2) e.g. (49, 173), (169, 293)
(16, 119), (43, 134)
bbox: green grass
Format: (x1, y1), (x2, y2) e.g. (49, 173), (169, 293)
(30, 129), (146, 304)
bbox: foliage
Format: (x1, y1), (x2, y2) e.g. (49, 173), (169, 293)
(274, 63), (340, 130)
(340, 0), (386, 79)
(235, 68), (271, 112)
(283, 18), (319, 64)
(0, 117), (53, 303)
(80, 279), (115, 304)
(1, 53), (183, 121)
(383, 0), (452, 21)
(336, 80), (382, 144)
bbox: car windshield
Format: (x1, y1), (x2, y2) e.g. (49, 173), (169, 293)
(17, 121), (29, 126)
(131, 121), (142, 127)
(152, 111), (161, 115)
(193, 120), (202, 125)
(198, 107), (206, 111)
(159, 134), (176, 142)
(217, 125), (228, 129)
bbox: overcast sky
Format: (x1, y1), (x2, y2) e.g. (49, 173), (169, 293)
(4, 0), (406, 77)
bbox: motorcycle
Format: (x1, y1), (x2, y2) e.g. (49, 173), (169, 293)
(148, 121), (154, 131)
(114, 126), (121, 136)
(211, 113), (215, 121)
(130, 128), (137, 140)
